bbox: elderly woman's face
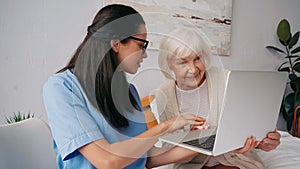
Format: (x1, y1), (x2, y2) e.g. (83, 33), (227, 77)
(169, 52), (206, 90)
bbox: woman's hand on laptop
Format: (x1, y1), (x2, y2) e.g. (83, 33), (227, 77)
(256, 129), (281, 152)
(191, 121), (210, 130)
(232, 136), (259, 154)
(165, 114), (206, 133)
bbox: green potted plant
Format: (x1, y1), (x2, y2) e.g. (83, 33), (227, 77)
(5, 111), (35, 124)
(266, 18), (300, 132)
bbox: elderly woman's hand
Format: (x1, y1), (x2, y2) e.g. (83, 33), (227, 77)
(232, 136), (259, 154)
(257, 129), (281, 152)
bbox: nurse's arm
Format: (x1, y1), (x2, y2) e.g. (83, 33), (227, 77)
(79, 114), (205, 169)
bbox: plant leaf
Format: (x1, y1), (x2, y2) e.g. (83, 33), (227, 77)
(285, 55), (299, 58)
(291, 46), (300, 54)
(281, 99), (288, 120)
(290, 77), (300, 92)
(4, 111), (35, 124)
(289, 74), (297, 81)
(294, 91), (300, 108)
(266, 46), (286, 54)
(278, 67), (290, 72)
(290, 81), (297, 92)
(294, 57), (300, 63)
(289, 32), (299, 49)
(294, 62), (300, 73)
(5, 116), (11, 124)
(277, 19), (291, 42)
(285, 93), (295, 113)
(278, 61), (288, 70)
(279, 39), (286, 46)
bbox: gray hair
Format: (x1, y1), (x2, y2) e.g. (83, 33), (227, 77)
(158, 27), (212, 79)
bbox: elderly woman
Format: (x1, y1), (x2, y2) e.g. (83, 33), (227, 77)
(153, 27), (281, 169)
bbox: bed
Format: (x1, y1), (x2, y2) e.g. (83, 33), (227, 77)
(257, 130), (300, 169)
(152, 131), (300, 169)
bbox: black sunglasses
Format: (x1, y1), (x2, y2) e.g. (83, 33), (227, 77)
(128, 36), (149, 54)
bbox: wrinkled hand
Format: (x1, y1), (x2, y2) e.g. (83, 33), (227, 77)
(232, 136), (259, 154)
(257, 129), (281, 152)
(165, 114), (206, 133)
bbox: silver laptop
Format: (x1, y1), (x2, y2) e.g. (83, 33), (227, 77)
(159, 70), (288, 156)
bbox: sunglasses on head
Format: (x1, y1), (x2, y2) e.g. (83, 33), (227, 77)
(128, 36), (149, 54)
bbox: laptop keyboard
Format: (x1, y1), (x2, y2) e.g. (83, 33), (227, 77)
(183, 135), (216, 151)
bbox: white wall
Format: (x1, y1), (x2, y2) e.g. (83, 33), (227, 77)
(0, 0), (102, 123)
(0, 0), (299, 128)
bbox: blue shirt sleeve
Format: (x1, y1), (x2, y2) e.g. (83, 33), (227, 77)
(43, 75), (104, 161)
(43, 71), (147, 169)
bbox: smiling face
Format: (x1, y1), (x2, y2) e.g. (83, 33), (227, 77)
(116, 24), (148, 74)
(169, 52), (206, 90)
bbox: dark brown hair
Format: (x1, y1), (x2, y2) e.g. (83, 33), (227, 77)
(58, 4), (145, 128)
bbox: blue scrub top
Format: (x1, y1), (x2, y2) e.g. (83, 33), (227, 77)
(43, 69), (147, 169)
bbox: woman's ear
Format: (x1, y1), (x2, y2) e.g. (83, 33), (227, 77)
(110, 39), (120, 53)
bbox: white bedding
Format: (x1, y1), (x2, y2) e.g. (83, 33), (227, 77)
(154, 131), (300, 169)
(257, 130), (300, 169)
